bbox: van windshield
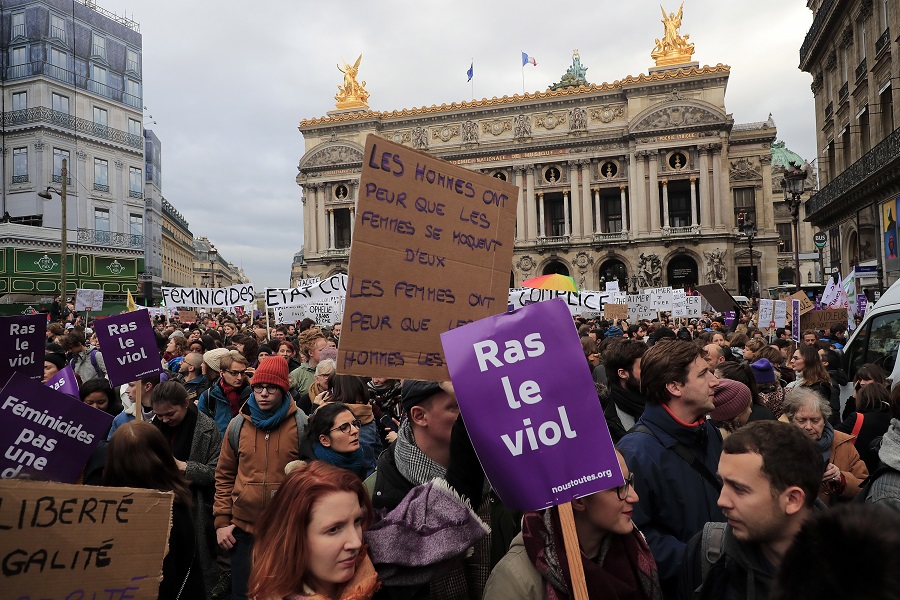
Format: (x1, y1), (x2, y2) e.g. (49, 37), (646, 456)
(846, 310), (900, 379)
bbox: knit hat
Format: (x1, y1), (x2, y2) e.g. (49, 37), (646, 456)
(750, 359), (777, 384)
(44, 352), (67, 371)
(711, 379), (752, 422)
(168, 330), (185, 339)
(202, 348), (232, 373)
(252, 356), (290, 394)
(401, 380), (443, 413)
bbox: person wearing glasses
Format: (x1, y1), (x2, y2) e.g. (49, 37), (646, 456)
(199, 350), (253, 435)
(485, 450), (661, 599)
(214, 356), (307, 600)
(300, 402), (368, 479)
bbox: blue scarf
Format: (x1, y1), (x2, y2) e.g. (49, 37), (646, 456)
(817, 421), (835, 463)
(247, 395), (291, 431)
(313, 441), (367, 478)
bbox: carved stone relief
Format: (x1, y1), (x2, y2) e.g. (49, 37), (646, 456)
(305, 145), (364, 167)
(590, 105), (626, 123)
(412, 127), (428, 150)
(534, 111), (567, 130)
(729, 157), (762, 181)
(513, 114), (532, 139)
(461, 120), (478, 143)
(569, 107), (587, 132)
(431, 124), (460, 142)
(632, 104), (721, 132)
(482, 119), (512, 136)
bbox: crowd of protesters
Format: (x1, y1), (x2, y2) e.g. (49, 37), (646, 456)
(41, 303), (900, 600)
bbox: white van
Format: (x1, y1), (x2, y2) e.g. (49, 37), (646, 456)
(842, 279), (900, 381)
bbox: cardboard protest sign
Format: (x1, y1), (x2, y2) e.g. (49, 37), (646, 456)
(604, 303), (628, 322)
(0, 314), (45, 382)
(265, 274), (348, 308)
(800, 308), (849, 331)
(507, 288), (606, 316)
(162, 283), (255, 309)
(45, 364), (79, 398)
(0, 479), (173, 599)
(95, 311), (161, 387)
(339, 134), (518, 380)
(0, 373), (112, 481)
(177, 309), (198, 323)
(75, 289), (104, 312)
(441, 298), (623, 510)
(695, 283), (743, 315)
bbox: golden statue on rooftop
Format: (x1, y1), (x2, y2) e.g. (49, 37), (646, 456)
(651, 3), (695, 67)
(335, 54), (370, 110)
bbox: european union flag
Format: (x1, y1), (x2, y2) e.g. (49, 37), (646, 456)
(467, 62), (473, 82)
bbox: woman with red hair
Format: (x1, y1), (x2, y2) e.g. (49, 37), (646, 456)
(248, 461), (378, 600)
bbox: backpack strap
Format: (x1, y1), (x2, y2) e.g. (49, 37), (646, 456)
(700, 522), (727, 580)
(294, 409), (309, 451)
(631, 423), (722, 492)
(89, 348), (105, 378)
(227, 414), (245, 455)
(851, 413), (865, 440)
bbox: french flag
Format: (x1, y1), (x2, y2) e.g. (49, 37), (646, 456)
(522, 52), (537, 67)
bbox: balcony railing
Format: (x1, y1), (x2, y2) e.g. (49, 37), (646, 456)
(51, 26), (65, 40)
(799, 0), (835, 65)
(592, 231), (629, 243)
(855, 58), (868, 83)
(806, 126), (900, 217)
(5, 61), (142, 111)
(875, 28), (891, 56)
(2, 106), (143, 149)
(536, 235), (571, 246)
(662, 225), (701, 237)
(838, 82), (849, 104)
(94, 183), (109, 193)
(12, 24), (25, 38)
(78, 228), (143, 249)
(51, 174), (71, 185)
(824, 102), (834, 120)
(11, 175), (28, 184)
(129, 190), (143, 199)
(322, 247), (350, 258)
(91, 45), (106, 60)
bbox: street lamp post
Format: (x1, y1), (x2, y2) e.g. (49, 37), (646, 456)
(781, 162), (810, 292)
(208, 245), (218, 288)
(38, 158), (68, 300)
(737, 211), (757, 303)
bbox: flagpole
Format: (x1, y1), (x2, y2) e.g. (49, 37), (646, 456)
(521, 64), (525, 94)
(471, 58), (474, 100)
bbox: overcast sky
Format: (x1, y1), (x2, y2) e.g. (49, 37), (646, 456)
(97, 0), (815, 289)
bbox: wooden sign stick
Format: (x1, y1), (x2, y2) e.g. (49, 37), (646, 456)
(134, 382), (142, 413)
(557, 502), (589, 600)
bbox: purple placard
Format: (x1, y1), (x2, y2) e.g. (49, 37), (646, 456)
(95, 310), (162, 386)
(857, 294), (868, 316)
(441, 298), (624, 511)
(723, 311), (736, 327)
(45, 364), (79, 398)
(791, 300), (801, 343)
(0, 372), (112, 482)
(0, 314), (46, 382)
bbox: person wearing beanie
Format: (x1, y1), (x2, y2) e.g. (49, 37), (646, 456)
(202, 347), (232, 381)
(43, 352), (68, 383)
(710, 379), (753, 437)
(213, 354), (306, 600)
(752, 358), (786, 419)
(198, 350), (252, 435)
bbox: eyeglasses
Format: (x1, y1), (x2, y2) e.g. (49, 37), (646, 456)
(251, 384), (280, 394)
(615, 473), (635, 501)
(224, 369), (246, 377)
(329, 419), (361, 435)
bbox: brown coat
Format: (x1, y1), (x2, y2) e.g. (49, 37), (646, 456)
(213, 400), (302, 534)
(820, 430), (869, 503)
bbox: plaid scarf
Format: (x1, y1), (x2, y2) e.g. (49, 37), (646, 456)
(394, 419), (446, 486)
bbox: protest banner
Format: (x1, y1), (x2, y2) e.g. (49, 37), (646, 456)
(95, 311), (161, 387)
(295, 276), (321, 287)
(774, 300), (787, 328)
(441, 298), (623, 510)
(625, 293), (655, 320)
(265, 274), (348, 308)
(800, 308), (849, 331)
(507, 288), (606, 316)
(605, 280), (619, 293)
(604, 303), (628, 322)
(162, 283), (255, 309)
(648, 286), (674, 311)
(0, 314), (46, 382)
(790, 291), (814, 316)
(75, 289), (104, 312)
(177, 309), (198, 323)
(684, 296), (702, 318)
(857, 294), (868, 316)
(791, 300), (801, 342)
(0, 479), (173, 599)
(339, 134), (517, 380)
(45, 364), (79, 398)
(758, 299), (775, 329)
(274, 305), (307, 325)
(0, 373), (111, 481)
(695, 283), (743, 315)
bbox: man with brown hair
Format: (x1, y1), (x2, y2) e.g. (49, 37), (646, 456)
(289, 329), (327, 400)
(199, 350), (252, 434)
(617, 339), (724, 599)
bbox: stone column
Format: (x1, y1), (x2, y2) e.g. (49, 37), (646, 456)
(568, 161), (580, 238)
(349, 206), (355, 235)
(690, 177), (698, 226)
(526, 165), (537, 240)
(698, 146), (711, 228)
(563, 192), (571, 237)
(581, 161), (591, 237)
(629, 150), (645, 234)
(316, 183), (328, 253)
(620, 185), (629, 232)
(514, 167), (525, 241)
(661, 180), (670, 229)
(592, 188), (600, 233)
(327, 209), (336, 249)
(648, 152), (660, 233)
(711, 143), (724, 229)
(302, 185), (312, 253)
(538, 192), (545, 237)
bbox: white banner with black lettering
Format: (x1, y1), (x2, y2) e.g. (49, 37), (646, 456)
(162, 283), (255, 309)
(507, 288), (608, 316)
(265, 274), (348, 308)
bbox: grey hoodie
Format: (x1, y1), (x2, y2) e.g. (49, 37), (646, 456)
(866, 418), (900, 512)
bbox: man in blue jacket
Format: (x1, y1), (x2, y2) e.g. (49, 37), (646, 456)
(617, 339), (724, 599)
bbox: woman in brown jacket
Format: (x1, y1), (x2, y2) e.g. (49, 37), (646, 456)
(782, 387), (869, 504)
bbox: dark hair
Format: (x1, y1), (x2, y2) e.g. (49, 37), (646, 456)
(60, 331), (86, 351)
(651, 327), (676, 343)
(723, 420), (822, 508)
(306, 402), (355, 442)
(770, 505), (900, 600)
(715, 361), (761, 407)
(236, 334), (259, 364)
(755, 346), (784, 367)
(79, 377), (123, 417)
(581, 336), (598, 361)
(329, 374), (368, 405)
(819, 348), (839, 369)
(856, 382), (890, 413)
(248, 462), (373, 599)
(728, 332), (749, 349)
(795, 345), (831, 387)
(855, 363), (887, 385)
(200, 333), (220, 350)
(298, 318), (317, 332)
(104, 420), (192, 506)
(603, 339), (647, 385)
(150, 380), (190, 407)
(829, 322), (848, 335)
(640, 340), (703, 405)
(890, 385), (900, 420)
